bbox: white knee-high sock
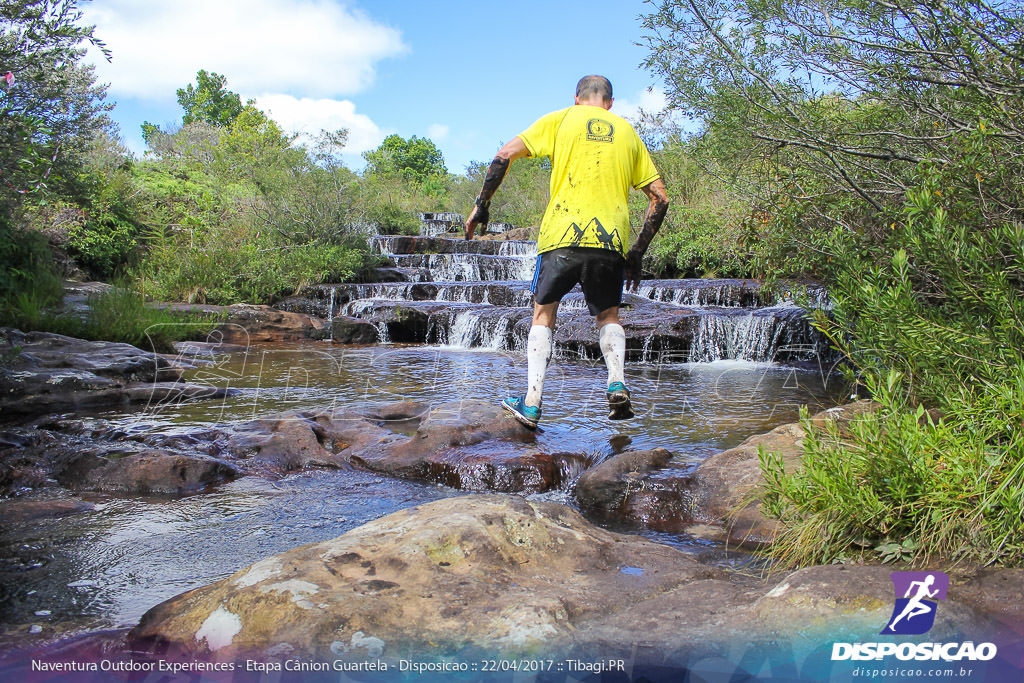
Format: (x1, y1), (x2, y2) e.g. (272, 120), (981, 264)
(525, 325), (552, 407)
(599, 323), (626, 387)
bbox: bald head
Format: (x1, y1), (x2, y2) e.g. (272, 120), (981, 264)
(576, 75), (613, 105)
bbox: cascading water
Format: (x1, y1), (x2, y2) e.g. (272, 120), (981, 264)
(277, 212), (832, 365)
(326, 287), (336, 341)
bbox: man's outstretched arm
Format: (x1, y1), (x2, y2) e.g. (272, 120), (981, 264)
(465, 137), (530, 240)
(625, 178), (669, 291)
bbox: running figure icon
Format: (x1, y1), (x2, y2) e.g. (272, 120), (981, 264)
(885, 574), (939, 632)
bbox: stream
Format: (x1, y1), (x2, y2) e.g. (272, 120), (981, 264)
(0, 216), (846, 659)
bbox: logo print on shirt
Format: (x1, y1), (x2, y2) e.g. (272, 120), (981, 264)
(587, 118), (614, 143)
(881, 571), (949, 635)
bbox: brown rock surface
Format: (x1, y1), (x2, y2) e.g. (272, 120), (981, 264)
(129, 495), (721, 658)
(344, 401), (593, 492)
(57, 449), (239, 494)
(128, 496), (1012, 665)
(566, 402), (876, 547)
(164, 304), (325, 344)
(0, 328), (236, 418)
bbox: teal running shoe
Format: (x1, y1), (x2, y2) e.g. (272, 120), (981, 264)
(607, 381), (634, 420)
(502, 395), (541, 429)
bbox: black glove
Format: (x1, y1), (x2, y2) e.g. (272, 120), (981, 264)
(624, 249), (643, 291)
(472, 202), (490, 228)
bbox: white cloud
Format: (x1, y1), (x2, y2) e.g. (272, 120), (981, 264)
(426, 123), (450, 142)
(83, 0), (407, 101)
(613, 87), (668, 124)
(253, 93), (385, 156)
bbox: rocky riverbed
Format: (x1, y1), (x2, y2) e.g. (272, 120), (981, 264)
(1, 328), (1021, 682)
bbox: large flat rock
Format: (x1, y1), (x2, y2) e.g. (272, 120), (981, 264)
(128, 495), (1014, 666)
(573, 401), (878, 547)
(0, 328), (236, 418)
(128, 495), (721, 659)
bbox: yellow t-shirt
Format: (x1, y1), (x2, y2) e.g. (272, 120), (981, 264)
(517, 105), (660, 256)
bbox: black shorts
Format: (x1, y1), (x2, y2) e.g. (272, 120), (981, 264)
(530, 247), (625, 315)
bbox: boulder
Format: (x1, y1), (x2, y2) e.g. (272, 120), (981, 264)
(163, 304), (325, 344)
(567, 402), (876, 548)
(574, 447), (674, 517)
(0, 329), (199, 417)
(128, 495), (721, 659)
(320, 316), (379, 344)
(343, 401), (592, 493)
(227, 414), (349, 471)
(128, 496), (1011, 665)
(687, 400), (877, 545)
(57, 449), (238, 494)
(570, 564), (1006, 668)
(0, 495), (95, 523)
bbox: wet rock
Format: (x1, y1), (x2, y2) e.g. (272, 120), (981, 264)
(373, 236), (510, 255)
(571, 564), (1004, 668)
(57, 449), (238, 494)
(345, 401), (591, 493)
(685, 401), (876, 545)
(163, 304), (324, 344)
(477, 227), (533, 241)
(315, 316), (379, 344)
(171, 340), (249, 357)
(227, 414), (348, 471)
(0, 409), (352, 497)
(127, 495), (1012, 664)
(574, 448), (674, 516)
(0, 495), (95, 523)
(128, 495), (721, 658)
(368, 266), (431, 283)
(0, 328), (186, 417)
(567, 402), (876, 547)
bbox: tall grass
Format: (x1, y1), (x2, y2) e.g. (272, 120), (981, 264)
(5, 286), (221, 353)
(758, 134), (1024, 568)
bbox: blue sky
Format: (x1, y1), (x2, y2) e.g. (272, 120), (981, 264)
(82, 0), (672, 173)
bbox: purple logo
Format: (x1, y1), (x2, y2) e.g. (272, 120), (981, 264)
(881, 571), (949, 635)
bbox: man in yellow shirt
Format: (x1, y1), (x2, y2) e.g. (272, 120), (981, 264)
(465, 75), (669, 429)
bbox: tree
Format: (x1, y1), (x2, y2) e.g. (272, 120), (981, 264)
(363, 134), (447, 183)
(641, 0), (1024, 229)
(177, 69), (243, 127)
(0, 0), (112, 211)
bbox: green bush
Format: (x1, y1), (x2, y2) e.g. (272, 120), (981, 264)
(366, 203), (420, 236)
(0, 213), (63, 323)
(646, 204), (749, 278)
(761, 366), (1024, 568)
(136, 223), (374, 305)
(54, 287), (221, 352)
(759, 133), (1024, 567)
(66, 215), (138, 279)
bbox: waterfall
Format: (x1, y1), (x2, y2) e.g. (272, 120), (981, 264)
(274, 215), (831, 365)
(326, 287), (336, 341)
(389, 254), (533, 282)
(497, 241), (536, 257)
(688, 310), (813, 363)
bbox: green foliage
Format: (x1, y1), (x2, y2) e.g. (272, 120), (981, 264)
(66, 214), (137, 278)
(817, 132), (1024, 405)
(0, 0), (112, 210)
(646, 204), (748, 277)
(177, 70), (243, 127)
(636, 140), (751, 277)
(363, 134), (448, 184)
(4, 285), (221, 352)
(136, 227), (371, 305)
(761, 366), (1024, 567)
(366, 203), (419, 236)
(0, 211), (62, 319)
(760, 141), (1024, 567)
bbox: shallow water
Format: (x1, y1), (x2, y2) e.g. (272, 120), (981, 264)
(0, 342), (847, 647)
